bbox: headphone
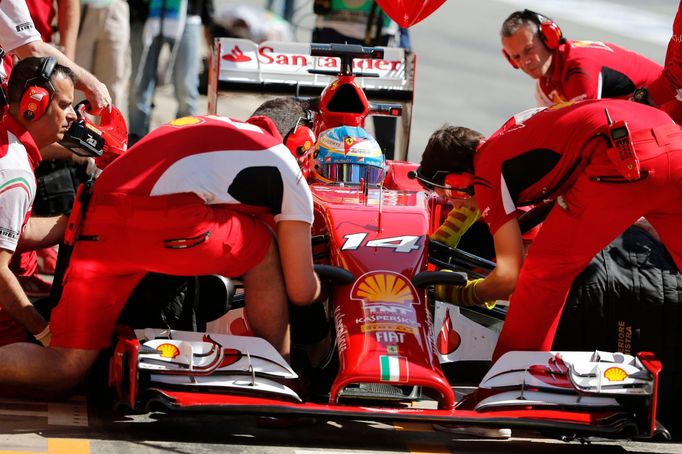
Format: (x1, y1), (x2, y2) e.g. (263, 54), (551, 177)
(502, 9), (565, 69)
(408, 167), (474, 199)
(283, 115), (316, 159)
(20, 56), (57, 121)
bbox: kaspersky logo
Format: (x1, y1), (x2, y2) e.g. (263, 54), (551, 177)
(222, 46), (251, 62)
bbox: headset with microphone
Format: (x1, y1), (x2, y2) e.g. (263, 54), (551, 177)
(502, 9), (565, 69)
(408, 167), (474, 199)
(20, 56), (57, 121)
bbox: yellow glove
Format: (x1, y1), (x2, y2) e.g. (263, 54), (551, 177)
(435, 276), (496, 309)
(430, 205), (480, 248)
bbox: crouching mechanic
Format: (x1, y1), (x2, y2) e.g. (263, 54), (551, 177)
(0, 97), (322, 394)
(0, 57), (77, 347)
(417, 99), (682, 362)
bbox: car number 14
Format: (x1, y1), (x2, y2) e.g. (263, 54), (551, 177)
(341, 233), (421, 253)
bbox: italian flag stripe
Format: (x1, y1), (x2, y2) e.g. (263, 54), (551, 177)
(380, 355), (408, 382)
(0, 177), (32, 198)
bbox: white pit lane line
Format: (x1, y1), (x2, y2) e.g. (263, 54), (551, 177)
(495, 0), (672, 46)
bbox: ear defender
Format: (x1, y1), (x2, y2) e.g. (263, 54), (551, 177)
(20, 56), (57, 121)
(21, 86), (51, 121)
(524, 9), (564, 50)
(443, 172), (475, 199)
(284, 124), (316, 159)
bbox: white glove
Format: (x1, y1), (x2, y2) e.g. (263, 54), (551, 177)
(85, 157), (102, 179)
(34, 324), (51, 347)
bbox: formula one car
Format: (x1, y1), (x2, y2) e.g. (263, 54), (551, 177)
(106, 39), (667, 442)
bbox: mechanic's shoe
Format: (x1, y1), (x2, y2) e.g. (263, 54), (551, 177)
(433, 423), (512, 439)
(18, 274), (53, 298)
(36, 246), (58, 275)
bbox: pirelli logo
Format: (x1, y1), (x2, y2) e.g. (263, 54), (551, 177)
(0, 226), (19, 240)
(16, 22), (34, 33)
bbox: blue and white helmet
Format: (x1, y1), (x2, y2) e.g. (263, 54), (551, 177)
(313, 126), (385, 185)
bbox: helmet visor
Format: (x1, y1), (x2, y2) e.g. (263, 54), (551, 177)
(318, 163), (385, 185)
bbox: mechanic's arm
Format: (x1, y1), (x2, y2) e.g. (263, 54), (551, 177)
(648, 3), (682, 106)
(56, 0), (80, 59)
(562, 61), (600, 101)
(0, 249), (49, 339)
(474, 218), (525, 302)
(15, 215), (68, 252)
(276, 220), (322, 305)
(12, 41), (111, 112)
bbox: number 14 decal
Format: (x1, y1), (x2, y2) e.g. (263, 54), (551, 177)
(341, 233), (421, 253)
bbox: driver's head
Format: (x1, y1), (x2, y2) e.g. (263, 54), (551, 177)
(313, 126), (385, 186)
(418, 125), (484, 186)
(7, 56), (77, 147)
(500, 10), (562, 79)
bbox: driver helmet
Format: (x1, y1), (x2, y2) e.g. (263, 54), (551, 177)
(313, 126), (385, 186)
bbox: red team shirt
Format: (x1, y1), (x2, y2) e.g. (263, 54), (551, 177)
(474, 99), (674, 235)
(537, 40), (662, 105)
(50, 115), (314, 349)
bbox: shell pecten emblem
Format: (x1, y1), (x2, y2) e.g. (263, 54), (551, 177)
(156, 343), (181, 359)
(351, 271), (415, 303)
(603, 366), (628, 382)
(169, 116), (204, 127)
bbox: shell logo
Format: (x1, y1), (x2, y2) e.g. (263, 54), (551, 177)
(351, 271), (415, 303)
(603, 366), (628, 382)
(169, 116), (203, 127)
(156, 343), (181, 359)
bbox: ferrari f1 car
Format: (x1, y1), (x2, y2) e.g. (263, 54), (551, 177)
(107, 39), (668, 441)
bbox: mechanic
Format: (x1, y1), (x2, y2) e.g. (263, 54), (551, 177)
(417, 99), (682, 362)
(500, 10), (665, 109)
(634, 2), (682, 123)
(0, 97), (322, 395)
(0, 0), (110, 111)
(0, 57), (77, 347)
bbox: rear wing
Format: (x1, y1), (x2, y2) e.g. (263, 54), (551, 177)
(207, 38), (416, 161)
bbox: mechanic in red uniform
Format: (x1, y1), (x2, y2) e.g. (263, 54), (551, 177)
(0, 57), (78, 347)
(0, 97), (322, 395)
(417, 99), (682, 362)
(500, 10), (667, 108)
(635, 2), (682, 122)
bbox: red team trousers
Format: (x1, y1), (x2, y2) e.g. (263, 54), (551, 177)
(493, 124), (682, 361)
(50, 193), (272, 349)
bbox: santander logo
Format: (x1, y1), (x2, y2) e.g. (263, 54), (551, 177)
(222, 46), (251, 62)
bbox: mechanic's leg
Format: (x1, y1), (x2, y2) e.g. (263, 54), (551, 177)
(0, 344), (99, 396)
(242, 239), (290, 360)
(172, 21), (201, 118)
(492, 176), (645, 361)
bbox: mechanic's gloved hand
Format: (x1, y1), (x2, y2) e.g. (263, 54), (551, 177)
(34, 324), (51, 347)
(430, 205), (480, 248)
(435, 276), (496, 309)
(85, 157), (102, 179)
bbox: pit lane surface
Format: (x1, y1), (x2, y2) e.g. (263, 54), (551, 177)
(3, 0), (679, 452)
(1, 395), (680, 454)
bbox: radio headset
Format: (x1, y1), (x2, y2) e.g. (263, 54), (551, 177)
(20, 56), (57, 121)
(408, 167), (475, 199)
(503, 10), (565, 69)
